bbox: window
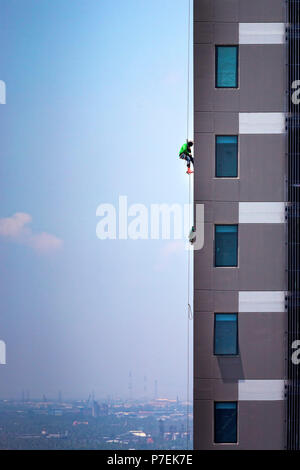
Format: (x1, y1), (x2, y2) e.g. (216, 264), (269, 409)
(214, 402), (237, 444)
(216, 46), (238, 88)
(215, 136), (238, 178)
(215, 225), (238, 267)
(214, 314), (238, 355)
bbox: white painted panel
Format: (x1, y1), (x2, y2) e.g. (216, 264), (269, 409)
(239, 291), (285, 312)
(239, 113), (285, 134)
(238, 380), (285, 401)
(239, 23), (285, 44)
(239, 202), (286, 224)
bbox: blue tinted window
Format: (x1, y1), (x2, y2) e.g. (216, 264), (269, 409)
(214, 314), (238, 355)
(215, 225), (238, 267)
(215, 402), (237, 443)
(216, 46), (238, 88)
(216, 136), (238, 177)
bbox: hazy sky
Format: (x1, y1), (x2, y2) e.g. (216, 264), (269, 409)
(0, 0), (193, 401)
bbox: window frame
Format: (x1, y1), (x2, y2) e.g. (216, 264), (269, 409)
(215, 135), (239, 179)
(215, 45), (239, 89)
(214, 401), (238, 444)
(214, 313), (239, 356)
(214, 224), (239, 268)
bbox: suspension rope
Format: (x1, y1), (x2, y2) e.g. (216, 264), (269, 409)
(186, 0), (191, 140)
(186, 0), (192, 451)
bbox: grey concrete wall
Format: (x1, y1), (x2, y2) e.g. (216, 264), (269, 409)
(194, 399), (286, 450)
(194, 312), (286, 379)
(194, 0), (285, 23)
(195, 44), (285, 113)
(193, 0), (287, 450)
(194, 223), (286, 291)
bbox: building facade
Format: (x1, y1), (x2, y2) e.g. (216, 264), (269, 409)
(193, 0), (294, 450)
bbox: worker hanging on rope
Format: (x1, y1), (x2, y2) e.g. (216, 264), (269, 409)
(179, 140), (194, 174)
(189, 225), (196, 245)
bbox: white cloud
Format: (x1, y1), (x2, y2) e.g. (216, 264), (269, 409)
(29, 232), (63, 254)
(0, 212), (32, 237)
(0, 212), (63, 255)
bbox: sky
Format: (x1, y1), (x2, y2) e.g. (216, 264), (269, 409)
(0, 0), (193, 401)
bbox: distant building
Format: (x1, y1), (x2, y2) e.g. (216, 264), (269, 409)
(92, 400), (100, 418)
(158, 419), (165, 439)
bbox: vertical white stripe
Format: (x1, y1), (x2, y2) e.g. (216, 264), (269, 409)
(0, 341), (6, 365)
(0, 80), (6, 105)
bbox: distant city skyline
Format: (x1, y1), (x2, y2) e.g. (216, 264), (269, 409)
(6, 381), (191, 403)
(0, 395), (192, 450)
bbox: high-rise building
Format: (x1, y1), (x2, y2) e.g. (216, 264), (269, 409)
(92, 400), (100, 418)
(193, 0), (300, 450)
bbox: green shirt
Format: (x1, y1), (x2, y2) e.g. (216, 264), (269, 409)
(179, 142), (190, 156)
